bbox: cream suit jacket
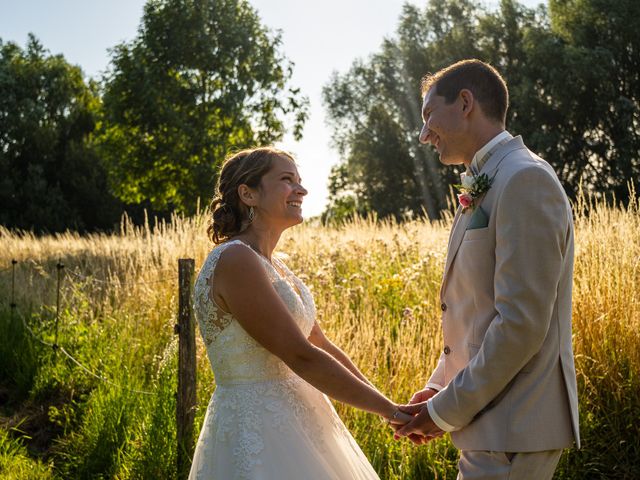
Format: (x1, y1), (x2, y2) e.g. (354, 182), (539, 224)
(428, 136), (580, 452)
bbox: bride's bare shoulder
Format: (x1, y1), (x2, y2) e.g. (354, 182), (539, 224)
(214, 241), (264, 281)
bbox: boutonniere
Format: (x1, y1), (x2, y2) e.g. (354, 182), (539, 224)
(454, 172), (495, 212)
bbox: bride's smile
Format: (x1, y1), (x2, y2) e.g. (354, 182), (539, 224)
(247, 155), (308, 229)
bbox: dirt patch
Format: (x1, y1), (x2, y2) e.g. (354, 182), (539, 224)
(0, 387), (79, 458)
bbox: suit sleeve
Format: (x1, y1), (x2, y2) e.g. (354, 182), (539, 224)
(431, 165), (570, 428)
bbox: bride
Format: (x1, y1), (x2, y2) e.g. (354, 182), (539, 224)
(189, 147), (410, 479)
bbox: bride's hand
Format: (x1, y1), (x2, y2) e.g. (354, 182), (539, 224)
(385, 405), (415, 425)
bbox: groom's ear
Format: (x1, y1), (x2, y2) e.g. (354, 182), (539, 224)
(459, 89), (474, 117)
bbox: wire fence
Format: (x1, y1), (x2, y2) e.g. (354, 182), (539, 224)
(1, 259), (180, 396)
(2, 257), (198, 475)
(65, 268), (177, 286)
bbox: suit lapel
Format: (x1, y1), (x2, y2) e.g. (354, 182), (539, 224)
(441, 204), (473, 284)
(446, 205), (463, 249)
(440, 136), (526, 293)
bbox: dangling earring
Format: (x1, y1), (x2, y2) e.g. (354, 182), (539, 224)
(248, 206), (255, 223)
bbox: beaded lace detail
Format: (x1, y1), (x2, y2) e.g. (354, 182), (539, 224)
(193, 240), (243, 346)
(196, 377), (327, 478)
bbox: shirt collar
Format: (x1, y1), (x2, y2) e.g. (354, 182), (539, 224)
(470, 130), (512, 175)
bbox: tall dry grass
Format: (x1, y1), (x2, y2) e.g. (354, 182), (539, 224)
(0, 192), (638, 478)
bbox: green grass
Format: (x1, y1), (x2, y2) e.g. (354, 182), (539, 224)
(0, 426), (54, 479)
(0, 195), (639, 478)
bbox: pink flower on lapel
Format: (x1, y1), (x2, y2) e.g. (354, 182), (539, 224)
(457, 193), (473, 209)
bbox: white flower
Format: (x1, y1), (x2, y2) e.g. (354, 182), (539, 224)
(461, 174), (475, 190)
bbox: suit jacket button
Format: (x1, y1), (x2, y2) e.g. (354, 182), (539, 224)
(441, 303), (447, 311)
(444, 346), (451, 355)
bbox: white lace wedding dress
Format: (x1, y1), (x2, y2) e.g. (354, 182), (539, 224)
(189, 239), (380, 479)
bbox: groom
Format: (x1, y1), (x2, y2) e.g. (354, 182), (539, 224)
(394, 59), (580, 479)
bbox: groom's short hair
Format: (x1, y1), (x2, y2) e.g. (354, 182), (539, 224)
(421, 59), (508, 124)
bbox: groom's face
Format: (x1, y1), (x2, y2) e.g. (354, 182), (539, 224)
(419, 88), (466, 166)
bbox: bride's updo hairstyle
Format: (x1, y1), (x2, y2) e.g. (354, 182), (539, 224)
(208, 146), (295, 244)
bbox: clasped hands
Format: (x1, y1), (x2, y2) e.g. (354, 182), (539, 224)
(388, 387), (444, 445)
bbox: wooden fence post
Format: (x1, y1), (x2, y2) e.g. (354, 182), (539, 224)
(54, 260), (64, 348)
(10, 260), (17, 320)
(176, 258), (196, 479)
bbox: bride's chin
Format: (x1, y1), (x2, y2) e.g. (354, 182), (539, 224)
(289, 210), (304, 221)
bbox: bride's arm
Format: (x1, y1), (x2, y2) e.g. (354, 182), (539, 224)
(214, 244), (405, 422)
(308, 323), (376, 389)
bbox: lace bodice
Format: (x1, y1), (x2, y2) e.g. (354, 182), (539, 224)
(193, 239), (317, 385)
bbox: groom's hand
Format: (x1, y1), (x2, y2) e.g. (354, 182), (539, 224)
(393, 402), (444, 444)
(395, 387), (439, 444)
(388, 388), (439, 444)
(409, 387), (438, 405)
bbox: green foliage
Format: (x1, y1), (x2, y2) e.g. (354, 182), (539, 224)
(0, 427), (54, 479)
(555, 358), (640, 479)
(127, 350), (178, 480)
(99, 0), (309, 214)
(322, 0), (486, 221)
(323, 105), (424, 222)
(543, 0), (640, 201)
(324, 0), (640, 220)
(0, 35), (122, 233)
(322, 162), (360, 223)
(0, 266), (178, 479)
(1, 1), (311, 233)
(0, 310), (41, 401)
(54, 384), (139, 479)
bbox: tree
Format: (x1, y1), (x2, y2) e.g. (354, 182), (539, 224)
(99, 0), (308, 214)
(323, 0), (486, 221)
(544, 0), (640, 201)
(323, 0), (640, 220)
(323, 105), (424, 222)
(0, 35), (121, 233)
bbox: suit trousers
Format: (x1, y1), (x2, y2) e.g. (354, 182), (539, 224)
(457, 449), (563, 480)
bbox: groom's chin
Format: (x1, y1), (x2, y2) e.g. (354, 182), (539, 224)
(440, 154), (465, 167)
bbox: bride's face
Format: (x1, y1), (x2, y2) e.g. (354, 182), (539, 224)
(250, 155), (308, 229)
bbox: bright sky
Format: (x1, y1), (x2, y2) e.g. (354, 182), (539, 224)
(1, 0), (543, 217)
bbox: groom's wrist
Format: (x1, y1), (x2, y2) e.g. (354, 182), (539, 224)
(425, 382), (442, 392)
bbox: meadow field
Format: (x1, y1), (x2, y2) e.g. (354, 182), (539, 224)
(0, 192), (639, 479)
